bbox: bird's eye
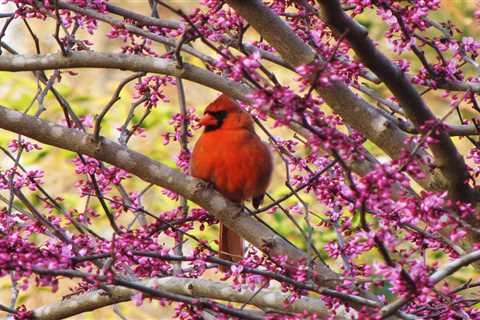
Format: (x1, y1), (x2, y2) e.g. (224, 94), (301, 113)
(207, 110), (227, 120)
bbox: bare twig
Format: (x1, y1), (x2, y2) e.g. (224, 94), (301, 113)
(94, 72), (145, 140)
(174, 75), (190, 272)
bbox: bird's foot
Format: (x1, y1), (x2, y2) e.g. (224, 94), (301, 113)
(194, 180), (215, 194)
(233, 205), (249, 219)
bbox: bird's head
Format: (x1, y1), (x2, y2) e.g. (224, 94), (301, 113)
(199, 94), (254, 132)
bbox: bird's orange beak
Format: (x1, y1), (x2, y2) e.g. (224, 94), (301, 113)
(198, 113), (218, 127)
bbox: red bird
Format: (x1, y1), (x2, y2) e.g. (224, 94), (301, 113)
(191, 94), (273, 265)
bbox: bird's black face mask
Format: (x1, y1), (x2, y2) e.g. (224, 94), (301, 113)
(204, 110), (228, 132)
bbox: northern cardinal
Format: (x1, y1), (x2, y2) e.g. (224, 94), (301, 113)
(191, 94), (273, 267)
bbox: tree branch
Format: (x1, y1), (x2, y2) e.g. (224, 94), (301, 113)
(381, 250), (480, 318)
(30, 277), (345, 320)
(0, 49), (453, 196)
(0, 51), (410, 189)
(105, 3), (182, 29)
(0, 104), (339, 285)
(316, 0), (474, 202)
(0, 51), (250, 102)
(29, 269), (264, 320)
(224, 0), (448, 193)
(55, 1), (212, 64)
(429, 250), (480, 284)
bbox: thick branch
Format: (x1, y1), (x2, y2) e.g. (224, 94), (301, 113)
(30, 269), (264, 320)
(224, 0), (447, 193)
(0, 51), (250, 102)
(0, 51), (450, 194)
(0, 105), (338, 285)
(316, 0), (473, 202)
(0, 51), (397, 187)
(31, 277), (344, 320)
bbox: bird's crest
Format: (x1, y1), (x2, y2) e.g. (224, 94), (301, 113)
(204, 94), (241, 114)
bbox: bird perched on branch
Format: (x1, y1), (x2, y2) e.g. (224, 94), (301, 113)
(191, 94), (273, 269)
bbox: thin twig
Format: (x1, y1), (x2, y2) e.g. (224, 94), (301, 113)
(94, 72), (146, 140)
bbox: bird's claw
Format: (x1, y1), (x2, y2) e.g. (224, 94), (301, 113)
(194, 180), (215, 194)
(233, 205), (247, 219)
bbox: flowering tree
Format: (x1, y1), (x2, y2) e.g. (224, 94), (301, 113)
(0, 0), (480, 319)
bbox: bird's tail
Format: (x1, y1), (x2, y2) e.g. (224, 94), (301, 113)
(219, 223), (243, 272)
